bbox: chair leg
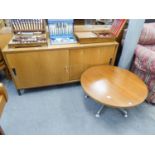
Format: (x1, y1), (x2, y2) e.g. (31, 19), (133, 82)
(0, 125), (5, 135)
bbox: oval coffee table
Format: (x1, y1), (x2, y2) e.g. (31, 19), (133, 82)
(81, 65), (148, 118)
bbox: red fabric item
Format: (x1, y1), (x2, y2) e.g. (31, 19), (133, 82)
(131, 64), (155, 104)
(139, 23), (155, 45)
(131, 23), (155, 104)
(111, 19), (127, 37)
(134, 44), (155, 74)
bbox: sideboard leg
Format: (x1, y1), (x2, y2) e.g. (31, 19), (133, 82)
(0, 125), (5, 135)
(95, 105), (105, 118)
(17, 89), (22, 96)
(118, 108), (128, 118)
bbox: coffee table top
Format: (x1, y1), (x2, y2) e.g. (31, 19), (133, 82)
(81, 65), (148, 108)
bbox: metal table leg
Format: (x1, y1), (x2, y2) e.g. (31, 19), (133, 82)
(95, 105), (105, 118)
(85, 95), (88, 98)
(118, 108), (128, 118)
(84, 94), (89, 99)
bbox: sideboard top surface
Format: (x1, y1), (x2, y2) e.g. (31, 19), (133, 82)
(2, 41), (118, 53)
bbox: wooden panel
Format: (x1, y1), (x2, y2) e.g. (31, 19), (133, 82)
(83, 46), (115, 70)
(0, 95), (6, 117)
(75, 32), (115, 44)
(0, 33), (13, 49)
(100, 46), (116, 65)
(0, 83), (7, 135)
(74, 25), (110, 32)
(69, 45), (116, 80)
(0, 83), (8, 101)
(0, 33), (13, 62)
(0, 20), (5, 30)
(6, 50), (69, 89)
(69, 49), (84, 80)
(83, 47), (101, 70)
(2, 41), (118, 53)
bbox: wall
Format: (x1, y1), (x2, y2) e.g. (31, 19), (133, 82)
(118, 19), (145, 69)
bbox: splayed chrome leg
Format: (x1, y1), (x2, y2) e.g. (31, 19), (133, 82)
(84, 94), (89, 98)
(95, 105), (105, 118)
(118, 108), (128, 118)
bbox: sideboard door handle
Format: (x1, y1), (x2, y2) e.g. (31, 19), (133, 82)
(12, 68), (16, 76)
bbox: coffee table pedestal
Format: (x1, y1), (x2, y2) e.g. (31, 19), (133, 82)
(85, 96), (128, 118)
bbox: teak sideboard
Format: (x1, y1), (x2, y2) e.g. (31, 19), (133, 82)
(2, 42), (118, 95)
